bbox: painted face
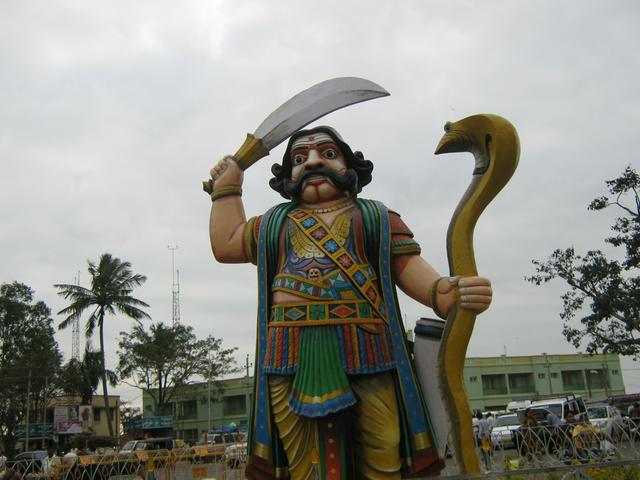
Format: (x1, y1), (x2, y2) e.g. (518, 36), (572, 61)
(290, 133), (347, 184)
(308, 268), (321, 281)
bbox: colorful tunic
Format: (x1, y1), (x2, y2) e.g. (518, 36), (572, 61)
(245, 199), (444, 479)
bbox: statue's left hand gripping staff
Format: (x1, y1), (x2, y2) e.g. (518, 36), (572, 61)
(202, 77), (389, 193)
(435, 114), (520, 474)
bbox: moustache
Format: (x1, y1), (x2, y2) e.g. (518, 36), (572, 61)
(283, 166), (358, 198)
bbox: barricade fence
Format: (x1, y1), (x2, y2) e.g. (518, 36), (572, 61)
(439, 421), (640, 478)
(1, 446), (245, 480)
(2, 424), (640, 480)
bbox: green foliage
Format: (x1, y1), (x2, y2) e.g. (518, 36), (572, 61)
(527, 166), (640, 358)
(57, 345), (117, 404)
(55, 253), (150, 436)
(119, 401), (141, 436)
(116, 322), (239, 415)
(584, 464), (640, 479)
(0, 282), (62, 456)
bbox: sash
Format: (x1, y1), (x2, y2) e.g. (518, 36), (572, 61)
(287, 208), (387, 324)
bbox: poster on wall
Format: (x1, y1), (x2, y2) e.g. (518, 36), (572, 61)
(79, 405), (94, 432)
(55, 405), (93, 434)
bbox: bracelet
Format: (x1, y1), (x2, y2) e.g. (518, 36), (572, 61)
(430, 277), (447, 320)
(211, 185), (242, 202)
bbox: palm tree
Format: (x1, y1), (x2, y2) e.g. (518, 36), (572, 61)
(55, 253), (150, 437)
(59, 345), (118, 405)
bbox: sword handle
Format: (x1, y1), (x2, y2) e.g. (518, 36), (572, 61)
(203, 133), (270, 194)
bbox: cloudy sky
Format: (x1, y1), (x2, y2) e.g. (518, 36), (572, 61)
(2, 0), (639, 407)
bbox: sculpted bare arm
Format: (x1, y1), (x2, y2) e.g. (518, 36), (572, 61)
(209, 156), (250, 263)
(394, 254), (493, 317)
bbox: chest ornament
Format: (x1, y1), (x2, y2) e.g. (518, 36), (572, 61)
(289, 209), (353, 259)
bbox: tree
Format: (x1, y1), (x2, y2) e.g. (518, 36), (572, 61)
(119, 401), (141, 436)
(526, 166), (640, 358)
(116, 322), (238, 415)
(58, 345), (118, 405)
(0, 282), (62, 457)
(55, 253), (150, 437)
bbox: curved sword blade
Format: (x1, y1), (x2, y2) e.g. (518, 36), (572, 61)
(255, 77), (389, 150)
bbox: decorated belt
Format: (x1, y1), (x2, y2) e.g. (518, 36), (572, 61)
(269, 300), (383, 327)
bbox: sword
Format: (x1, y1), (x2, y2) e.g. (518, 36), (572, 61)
(202, 77), (389, 193)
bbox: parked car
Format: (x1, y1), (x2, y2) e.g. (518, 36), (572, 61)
(527, 394), (588, 424)
(490, 414), (520, 448)
(587, 404), (624, 437)
(120, 437), (180, 452)
(225, 442), (247, 469)
(9, 450), (47, 475)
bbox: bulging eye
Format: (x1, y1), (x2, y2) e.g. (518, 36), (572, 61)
(293, 153), (307, 165)
(323, 149), (338, 159)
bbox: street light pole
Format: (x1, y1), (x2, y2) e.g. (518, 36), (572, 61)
(41, 376), (48, 449)
(25, 370), (31, 451)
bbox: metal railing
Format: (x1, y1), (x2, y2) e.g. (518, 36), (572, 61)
(438, 421), (640, 478)
(2, 424), (640, 480)
(1, 445), (246, 480)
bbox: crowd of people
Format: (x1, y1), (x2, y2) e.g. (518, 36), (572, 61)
(470, 401), (640, 468)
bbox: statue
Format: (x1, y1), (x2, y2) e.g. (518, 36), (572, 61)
(206, 79), (499, 479)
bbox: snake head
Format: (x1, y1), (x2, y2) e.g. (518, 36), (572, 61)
(435, 114), (520, 179)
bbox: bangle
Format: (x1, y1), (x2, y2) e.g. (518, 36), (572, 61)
(430, 277), (447, 320)
(211, 185), (242, 202)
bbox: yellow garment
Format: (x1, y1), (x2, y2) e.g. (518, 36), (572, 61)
(269, 373), (401, 480)
(572, 423), (600, 450)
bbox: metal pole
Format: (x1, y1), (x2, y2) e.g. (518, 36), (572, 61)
(545, 355), (553, 395)
(245, 354), (252, 428)
(25, 370), (31, 451)
(41, 376), (48, 449)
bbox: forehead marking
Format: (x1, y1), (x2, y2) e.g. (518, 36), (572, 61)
(292, 133), (334, 149)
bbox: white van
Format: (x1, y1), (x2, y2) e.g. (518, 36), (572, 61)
(527, 394), (587, 424)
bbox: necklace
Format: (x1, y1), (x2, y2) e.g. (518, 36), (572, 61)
(299, 198), (354, 214)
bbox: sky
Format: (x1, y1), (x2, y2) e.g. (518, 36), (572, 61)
(1, 0), (639, 408)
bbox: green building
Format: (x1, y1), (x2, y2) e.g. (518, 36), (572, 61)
(142, 376), (252, 444)
(141, 353), (624, 442)
(465, 353), (624, 411)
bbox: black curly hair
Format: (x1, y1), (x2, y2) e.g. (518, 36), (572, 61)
(269, 126), (374, 199)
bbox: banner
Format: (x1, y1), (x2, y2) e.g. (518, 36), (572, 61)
(55, 405), (93, 434)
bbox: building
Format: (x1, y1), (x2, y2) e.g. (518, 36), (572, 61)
(140, 353), (625, 441)
(465, 353), (624, 411)
(48, 395), (121, 438)
(17, 394), (121, 451)
(141, 376), (252, 444)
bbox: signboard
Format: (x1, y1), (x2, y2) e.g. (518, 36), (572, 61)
(130, 416), (173, 429)
(15, 423), (54, 438)
(54, 405), (93, 434)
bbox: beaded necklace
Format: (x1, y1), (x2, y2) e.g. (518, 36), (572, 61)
(298, 198), (354, 214)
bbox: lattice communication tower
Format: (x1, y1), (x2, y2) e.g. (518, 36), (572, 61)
(71, 271), (81, 361)
(168, 245), (181, 326)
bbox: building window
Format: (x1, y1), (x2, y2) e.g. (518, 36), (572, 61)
(508, 373), (535, 394)
(587, 369), (607, 389)
(612, 369), (619, 375)
(181, 428), (199, 443)
(469, 376), (478, 382)
(561, 370), (585, 390)
(538, 373), (546, 379)
(550, 372), (558, 378)
(177, 400), (198, 419)
(223, 395), (246, 416)
(92, 407), (116, 422)
(481, 374), (508, 395)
